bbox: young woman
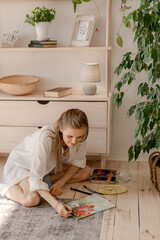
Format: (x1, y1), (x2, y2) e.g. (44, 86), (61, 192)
(0, 109), (91, 218)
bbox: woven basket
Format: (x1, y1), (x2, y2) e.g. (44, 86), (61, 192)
(149, 151), (160, 191)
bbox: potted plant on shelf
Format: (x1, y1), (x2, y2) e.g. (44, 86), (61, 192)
(25, 5), (56, 41)
(113, 0), (160, 161)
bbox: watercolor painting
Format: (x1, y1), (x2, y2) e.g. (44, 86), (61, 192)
(67, 193), (115, 220)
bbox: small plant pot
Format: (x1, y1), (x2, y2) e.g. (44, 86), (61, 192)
(35, 22), (51, 41)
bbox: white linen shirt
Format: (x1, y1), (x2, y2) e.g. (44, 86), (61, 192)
(0, 126), (87, 196)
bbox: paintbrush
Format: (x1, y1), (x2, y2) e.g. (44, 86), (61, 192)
(70, 187), (92, 195)
(54, 196), (72, 212)
(83, 185), (104, 195)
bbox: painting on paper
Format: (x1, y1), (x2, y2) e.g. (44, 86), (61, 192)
(67, 193), (115, 220)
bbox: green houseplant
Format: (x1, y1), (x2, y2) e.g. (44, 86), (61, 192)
(25, 5), (56, 40)
(113, 0), (160, 161)
(25, 5), (56, 26)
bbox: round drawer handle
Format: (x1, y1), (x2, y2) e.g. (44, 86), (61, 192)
(37, 100), (49, 105)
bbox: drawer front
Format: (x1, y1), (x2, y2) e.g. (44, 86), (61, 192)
(87, 128), (107, 154)
(0, 126), (38, 153)
(0, 126), (106, 154)
(0, 101), (107, 128)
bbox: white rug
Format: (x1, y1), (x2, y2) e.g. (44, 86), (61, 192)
(0, 197), (103, 240)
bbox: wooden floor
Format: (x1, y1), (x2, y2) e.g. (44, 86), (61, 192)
(0, 156), (160, 240)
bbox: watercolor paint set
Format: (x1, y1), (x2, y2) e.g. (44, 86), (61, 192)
(89, 169), (117, 184)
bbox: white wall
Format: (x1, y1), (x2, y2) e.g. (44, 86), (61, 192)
(111, 0), (148, 160)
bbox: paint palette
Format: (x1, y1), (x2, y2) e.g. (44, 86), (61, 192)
(89, 169), (117, 184)
(96, 184), (128, 195)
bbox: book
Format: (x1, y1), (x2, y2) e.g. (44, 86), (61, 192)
(89, 169), (117, 184)
(28, 43), (57, 48)
(30, 40), (57, 45)
(67, 193), (115, 219)
(43, 87), (72, 98)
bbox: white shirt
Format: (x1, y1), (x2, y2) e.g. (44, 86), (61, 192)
(0, 126), (87, 196)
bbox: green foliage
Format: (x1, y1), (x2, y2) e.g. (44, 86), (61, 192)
(25, 5), (56, 26)
(117, 35), (123, 48)
(113, 0), (160, 161)
(72, 0), (91, 12)
(117, 0), (132, 47)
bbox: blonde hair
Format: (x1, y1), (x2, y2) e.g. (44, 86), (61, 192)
(54, 108), (89, 172)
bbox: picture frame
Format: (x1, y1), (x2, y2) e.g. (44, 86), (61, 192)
(70, 15), (95, 47)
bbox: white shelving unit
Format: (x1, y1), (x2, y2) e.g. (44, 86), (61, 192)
(0, 0), (112, 167)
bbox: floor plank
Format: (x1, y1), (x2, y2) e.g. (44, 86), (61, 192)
(138, 162), (160, 240)
(100, 194), (117, 240)
(113, 161), (139, 240)
(99, 160), (118, 240)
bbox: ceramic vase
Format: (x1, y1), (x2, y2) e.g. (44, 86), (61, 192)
(80, 63), (101, 95)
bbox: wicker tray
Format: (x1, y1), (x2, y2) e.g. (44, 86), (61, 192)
(0, 75), (39, 96)
(149, 151), (160, 191)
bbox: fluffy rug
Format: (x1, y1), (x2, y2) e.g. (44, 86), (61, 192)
(0, 197), (103, 240)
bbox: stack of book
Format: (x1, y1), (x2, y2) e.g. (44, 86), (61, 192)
(28, 40), (57, 48)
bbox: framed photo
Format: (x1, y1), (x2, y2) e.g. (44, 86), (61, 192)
(70, 15), (95, 47)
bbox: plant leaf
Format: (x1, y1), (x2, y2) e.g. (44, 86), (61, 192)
(124, 5), (132, 10)
(117, 35), (123, 48)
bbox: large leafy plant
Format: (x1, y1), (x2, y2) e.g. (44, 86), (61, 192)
(25, 5), (56, 26)
(113, 0), (160, 161)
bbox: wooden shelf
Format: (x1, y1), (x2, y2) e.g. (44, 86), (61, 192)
(0, 46), (108, 52)
(0, 91), (108, 101)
